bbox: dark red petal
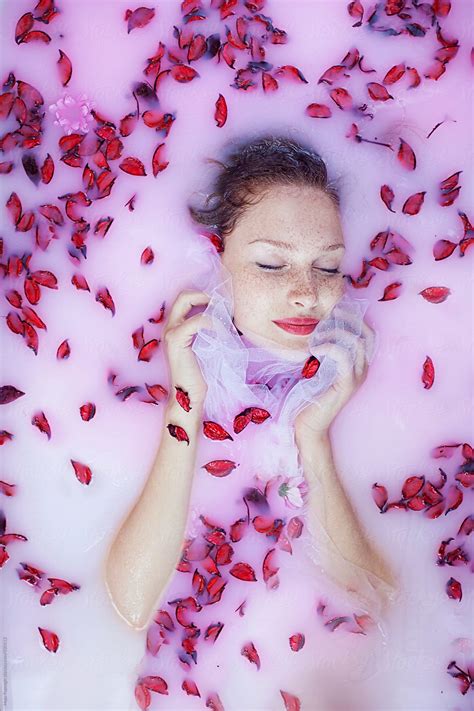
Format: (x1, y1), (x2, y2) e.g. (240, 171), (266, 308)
(383, 63), (406, 84)
(433, 239), (457, 261)
(0, 161), (14, 174)
(446, 577), (462, 601)
(380, 184), (396, 212)
(31, 411), (51, 439)
(38, 204), (64, 225)
(289, 633), (305, 651)
(170, 64), (199, 82)
(120, 112), (138, 137)
(140, 246), (154, 265)
(148, 302), (166, 324)
(138, 339), (160, 362)
(419, 286), (451, 303)
(140, 675), (168, 694)
(249, 407), (271, 424)
(262, 72), (278, 92)
(188, 33), (207, 62)
(0, 93), (15, 120)
(0, 386), (25, 404)
(372, 483), (388, 512)
(30, 270), (58, 289)
(329, 87), (353, 110)
(57, 49), (72, 86)
(274, 64), (307, 83)
(439, 187), (461, 207)
(175, 387), (191, 412)
(301, 355), (320, 378)
(126, 7), (156, 34)
(119, 156), (147, 176)
(202, 459), (237, 477)
(205, 692), (225, 711)
(0, 481), (16, 496)
(79, 403), (96, 421)
(95, 287), (116, 316)
(402, 191), (425, 215)
(444, 485), (463, 515)
(152, 142), (169, 177)
(15, 12), (34, 43)
(94, 217), (114, 238)
(70, 459), (92, 485)
(134, 682), (151, 710)
(280, 690), (301, 711)
(317, 65), (348, 85)
(21, 306), (48, 331)
(21, 30), (52, 44)
(287, 516), (303, 538)
(378, 282), (402, 301)
(23, 323), (39, 354)
(241, 640), (261, 669)
(439, 170), (463, 193)
(229, 561), (257, 581)
(421, 355), (434, 389)
(38, 627), (59, 652)
(397, 138), (416, 170)
(56, 339), (71, 360)
(204, 621), (224, 643)
(367, 82), (393, 101)
(6, 192), (22, 225)
(402, 475), (425, 499)
(457, 515), (474, 537)
(48, 577), (79, 593)
(203, 421), (233, 441)
(0, 431), (14, 446)
(233, 410), (251, 433)
(262, 548), (279, 583)
(167, 424), (190, 446)
(215, 93), (227, 127)
(182, 678), (201, 696)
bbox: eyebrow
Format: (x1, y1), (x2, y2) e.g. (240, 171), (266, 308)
(248, 239), (345, 253)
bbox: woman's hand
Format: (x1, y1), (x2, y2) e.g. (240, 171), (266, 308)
(163, 289), (212, 409)
(294, 318), (376, 439)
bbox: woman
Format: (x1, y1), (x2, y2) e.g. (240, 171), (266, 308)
(104, 134), (399, 709)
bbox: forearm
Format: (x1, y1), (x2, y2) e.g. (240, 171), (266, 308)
(104, 399), (202, 631)
(295, 428), (397, 592)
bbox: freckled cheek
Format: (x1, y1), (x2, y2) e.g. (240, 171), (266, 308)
(333, 276), (346, 300)
(231, 271), (274, 329)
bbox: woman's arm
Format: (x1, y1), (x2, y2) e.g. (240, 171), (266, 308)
(295, 427), (399, 608)
(103, 398), (203, 631)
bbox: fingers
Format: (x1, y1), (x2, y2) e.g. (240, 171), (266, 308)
(310, 341), (354, 380)
(354, 337), (368, 380)
(165, 289), (211, 331)
(165, 312), (213, 349)
(313, 314), (375, 363)
(311, 329), (369, 382)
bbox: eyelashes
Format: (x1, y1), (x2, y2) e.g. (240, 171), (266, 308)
(256, 263), (341, 275)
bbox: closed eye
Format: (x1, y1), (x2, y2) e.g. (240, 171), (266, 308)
(256, 263), (340, 275)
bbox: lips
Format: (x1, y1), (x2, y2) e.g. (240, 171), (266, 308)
(272, 319), (319, 335)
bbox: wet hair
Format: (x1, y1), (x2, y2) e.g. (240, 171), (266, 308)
(187, 133), (341, 247)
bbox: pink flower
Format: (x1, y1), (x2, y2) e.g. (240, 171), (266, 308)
(48, 92), (95, 135)
(278, 476), (308, 509)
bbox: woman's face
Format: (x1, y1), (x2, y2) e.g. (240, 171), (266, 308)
(219, 183), (346, 356)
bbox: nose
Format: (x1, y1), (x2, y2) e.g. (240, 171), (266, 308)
(288, 274), (318, 309)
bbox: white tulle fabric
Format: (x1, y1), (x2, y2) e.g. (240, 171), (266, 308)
(185, 236), (398, 637)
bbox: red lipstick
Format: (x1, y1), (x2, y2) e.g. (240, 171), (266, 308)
(272, 318), (319, 335)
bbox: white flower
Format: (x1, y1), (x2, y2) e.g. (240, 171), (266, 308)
(48, 92), (95, 135)
(278, 476), (307, 509)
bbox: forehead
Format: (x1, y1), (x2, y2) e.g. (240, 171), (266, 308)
(235, 184), (342, 244)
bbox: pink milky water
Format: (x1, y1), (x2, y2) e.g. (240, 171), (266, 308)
(1, 1), (473, 710)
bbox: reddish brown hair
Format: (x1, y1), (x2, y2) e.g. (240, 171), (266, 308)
(187, 134), (341, 246)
